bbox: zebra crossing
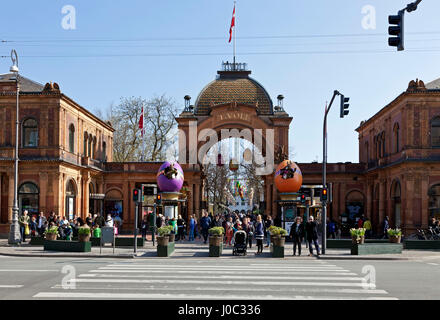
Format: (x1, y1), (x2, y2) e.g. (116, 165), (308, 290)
(33, 259), (398, 300)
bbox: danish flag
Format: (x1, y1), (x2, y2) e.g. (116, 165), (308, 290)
(229, 5), (235, 43)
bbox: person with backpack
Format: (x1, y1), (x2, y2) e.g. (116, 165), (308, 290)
(200, 211), (211, 244)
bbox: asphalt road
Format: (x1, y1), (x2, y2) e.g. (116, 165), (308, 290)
(0, 252), (439, 300)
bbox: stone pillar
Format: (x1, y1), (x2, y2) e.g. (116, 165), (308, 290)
(421, 173), (429, 229)
(39, 172), (48, 214)
(81, 174), (90, 217)
(378, 180), (385, 227)
(366, 182), (372, 220)
(194, 183), (201, 219)
(404, 174), (414, 229)
(7, 173), (14, 223)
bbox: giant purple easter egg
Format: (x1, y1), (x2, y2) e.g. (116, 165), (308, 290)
(156, 161), (184, 192)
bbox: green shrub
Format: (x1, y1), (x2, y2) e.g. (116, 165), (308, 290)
(46, 226), (59, 234)
(387, 228), (402, 237)
(158, 226), (171, 237)
(209, 227), (225, 236)
(269, 226), (288, 236)
(78, 227), (91, 236)
(350, 228), (366, 238)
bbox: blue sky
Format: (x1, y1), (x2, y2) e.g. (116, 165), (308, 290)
(1, 0), (439, 163)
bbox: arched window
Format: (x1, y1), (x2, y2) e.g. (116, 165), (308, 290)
(365, 141), (369, 162)
(381, 132), (386, 157)
(22, 118), (38, 147)
(393, 123), (400, 153)
(92, 136), (97, 159)
(83, 132), (88, 156)
(18, 182), (39, 216)
(102, 141), (107, 161)
(68, 124), (75, 153)
(431, 117), (440, 147)
(377, 136), (382, 158)
(66, 179), (77, 220)
(88, 134), (92, 158)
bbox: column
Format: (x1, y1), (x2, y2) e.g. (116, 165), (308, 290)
(404, 175), (414, 229)
(421, 173), (429, 229)
(39, 172), (48, 214)
(8, 174), (14, 223)
(194, 183), (201, 219)
(378, 180), (385, 227)
(366, 182), (372, 220)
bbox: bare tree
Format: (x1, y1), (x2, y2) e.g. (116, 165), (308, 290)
(109, 95), (178, 162)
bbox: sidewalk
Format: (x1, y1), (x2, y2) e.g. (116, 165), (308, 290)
(1, 239), (440, 260)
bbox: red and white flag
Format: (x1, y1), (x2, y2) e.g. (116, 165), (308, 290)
(229, 4), (235, 43)
(138, 106), (144, 136)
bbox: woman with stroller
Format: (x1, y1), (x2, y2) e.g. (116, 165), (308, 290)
(255, 215), (264, 255)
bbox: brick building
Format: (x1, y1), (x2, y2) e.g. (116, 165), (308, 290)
(1, 66), (440, 236)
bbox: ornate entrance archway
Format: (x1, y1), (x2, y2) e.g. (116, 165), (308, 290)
(176, 62), (292, 219)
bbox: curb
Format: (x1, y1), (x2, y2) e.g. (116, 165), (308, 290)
(0, 252), (136, 259)
(317, 255), (409, 261)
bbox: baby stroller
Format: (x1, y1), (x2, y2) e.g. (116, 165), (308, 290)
(232, 230), (247, 256)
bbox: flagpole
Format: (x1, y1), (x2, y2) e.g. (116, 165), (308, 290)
(233, 0), (236, 68)
(142, 103), (145, 162)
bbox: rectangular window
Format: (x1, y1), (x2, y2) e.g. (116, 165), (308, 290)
(433, 127), (440, 147)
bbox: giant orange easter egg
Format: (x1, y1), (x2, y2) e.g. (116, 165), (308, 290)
(274, 160), (303, 193)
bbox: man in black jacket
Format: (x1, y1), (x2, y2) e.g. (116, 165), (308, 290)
(289, 216), (304, 256)
(305, 216), (320, 256)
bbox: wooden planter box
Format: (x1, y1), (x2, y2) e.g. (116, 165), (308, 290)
(404, 240), (440, 249)
(270, 244), (285, 258)
(351, 243), (403, 255)
(327, 239), (389, 249)
(157, 241), (175, 257)
(209, 242), (223, 257)
(44, 240), (92, 252)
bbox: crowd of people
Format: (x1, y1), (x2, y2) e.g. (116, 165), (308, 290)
(17, 210), (121, 243)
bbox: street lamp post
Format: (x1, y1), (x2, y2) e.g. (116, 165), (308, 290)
(8, 49), (21, 245)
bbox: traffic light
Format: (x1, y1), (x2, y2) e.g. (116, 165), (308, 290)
(156, 194), (162, 205)
(132, 188), (142, 203)
(388, 10), (404, 51)
(321, 187), (328, 202)
(300, 194), (306, 204)
(340, 95), (350, 118)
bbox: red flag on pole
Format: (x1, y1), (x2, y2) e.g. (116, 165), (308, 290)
(139, 106), (144, 136)
(229, 5), (235, 43)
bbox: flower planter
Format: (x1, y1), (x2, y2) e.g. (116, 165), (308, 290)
(78, 234), (91, 242)
(270, 244), (285, 258)
(209, 235), (223, 246)
(168, 233), (175, 243)
(157, 241), (175, 257)
(272, 236), (285, 247)
(44, 240), (91, 252)
(209, 236), (224, 257)
(45, 233), (57, 241)
(157, 235), (169, 246)
(352, 236), (365, 244)
(351, 243), (403, 255)
(389, 235), (401, 243)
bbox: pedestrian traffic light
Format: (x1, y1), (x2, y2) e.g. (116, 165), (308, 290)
(300, 194), (306, 204)
(321, 187), (328, 202)
(156, 194), (162, 205)
(340, 95), (350, 118)
(388, 10), (404, 51)
(133, 188), (142, 203)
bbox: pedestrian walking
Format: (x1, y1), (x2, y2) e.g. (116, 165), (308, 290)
(200, 211), (211, 244)
(327, 218), (336, 239)
(305, 216), (320, 256)
(188, 215), (195, 241)
(290, 216), (304, 256)
(255, 215), (264, 255)
(37, 212), (47, 237)
(18, 210), (30, 243)
(363, 217), (372, 238)
(264, 215), (273, 247)
(382, 216), (390, 239)
(177, 215), (186, 242)
(225, 216), (234, 246)
(242, 217), (254, 248)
